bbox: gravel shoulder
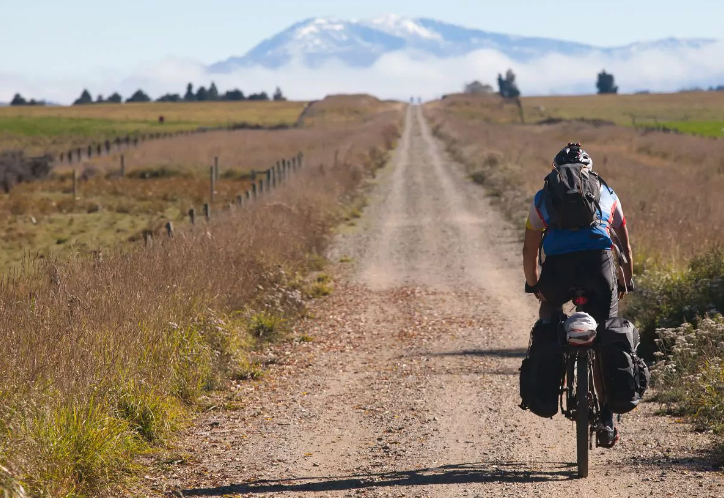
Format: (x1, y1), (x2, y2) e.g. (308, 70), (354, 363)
(159, 106), (722, 498)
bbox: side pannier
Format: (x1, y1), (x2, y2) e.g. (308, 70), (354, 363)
(520, 319), (565, 418)
(599, 318), (650, 414)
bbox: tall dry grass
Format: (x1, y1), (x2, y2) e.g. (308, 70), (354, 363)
(0, 97), (403, 497)
(425, 97), (724, 268)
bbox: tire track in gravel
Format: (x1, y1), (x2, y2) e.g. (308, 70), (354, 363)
(167, 105), (722, 498)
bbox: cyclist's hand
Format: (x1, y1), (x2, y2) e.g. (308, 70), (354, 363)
(617, 281), (627, 301)
(525, 282), (546, 302)
(617, 279), (634, 300)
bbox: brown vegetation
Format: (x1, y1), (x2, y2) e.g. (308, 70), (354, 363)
(425, 95), (724, 268)
(0, 96), (403, 497)
(0, 97), (403, 271)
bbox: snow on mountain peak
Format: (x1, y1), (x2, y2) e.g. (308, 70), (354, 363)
(365, 14), (442, 40)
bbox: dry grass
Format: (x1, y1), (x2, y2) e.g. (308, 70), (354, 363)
(0, 101), (307, 155)
(0, 96), (403, 272)
(0, 96), (404, 497)
(425, 95), (724, 268)
(434, 92), (724, 136)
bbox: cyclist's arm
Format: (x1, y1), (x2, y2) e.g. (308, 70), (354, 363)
(613, 224), (633, 285)
(611, 197), (633, 287)
(523, 227), (542, 286)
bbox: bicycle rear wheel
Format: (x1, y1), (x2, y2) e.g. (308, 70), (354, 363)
(576, 353), (589, 478)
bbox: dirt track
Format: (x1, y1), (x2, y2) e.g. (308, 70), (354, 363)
(162, 106), (722, 497)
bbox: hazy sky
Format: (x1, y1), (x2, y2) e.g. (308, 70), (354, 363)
(2, 0), (722, 77)
(2, 0), (723, 103)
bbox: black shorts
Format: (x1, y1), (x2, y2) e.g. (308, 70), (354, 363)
(537, 249), (618, 328)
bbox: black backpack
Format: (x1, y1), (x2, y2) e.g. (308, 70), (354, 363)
(598, 318), (650, 414)
(537, 164), (604, 230)
(520, 319), (565, 418)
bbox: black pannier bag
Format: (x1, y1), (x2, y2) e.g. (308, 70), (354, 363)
(599, 318), (650, 414)
(520, 319), (565, 418)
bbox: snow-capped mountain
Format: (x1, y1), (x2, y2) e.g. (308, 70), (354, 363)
(208, 15), (716, 72)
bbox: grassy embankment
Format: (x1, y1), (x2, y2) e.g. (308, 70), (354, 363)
(0, 95), (405, 497)
(425, 93), (724, 457)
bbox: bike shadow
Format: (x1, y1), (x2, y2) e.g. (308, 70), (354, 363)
(181, 461), (577, 496)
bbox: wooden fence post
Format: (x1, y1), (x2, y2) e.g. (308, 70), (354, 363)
(292, 156), (297, 170)
(76, 147), (82, 160)
(251, 183), (257, 199)
(72, 169), (78, 199)
(271, 168), (276, 188)
(246, 190), (251, 201)
(214, 156), (219, 181)
(188, 207), (196, 225)
(266, 169), (272, 190)
(120, 154), (125, 177)
(88, 145), (93, 158)
(259, 179), (264, 194)
(298, 152), (304, 168)
(165, 221), (174, 238)
(210, 166), (216, 203)
(203, 203), (210, 221)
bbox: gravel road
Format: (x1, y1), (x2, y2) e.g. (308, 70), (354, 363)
(162, 106), (722, 498)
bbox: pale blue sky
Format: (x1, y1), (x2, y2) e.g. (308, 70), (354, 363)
(1, 0), (722, 77)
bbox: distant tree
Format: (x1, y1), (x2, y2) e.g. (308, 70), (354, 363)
(273, 87), (286, 101)
(73, 89), (93, 105)
(596, 70), (618, 94)
(184, 83), (195, 101)
(247, 92), (269, 101)
(156, 93), (182, 102)
(96, 94), (104, 103)
(208, 82), (219, 101)
(464, 80), (494, 94)
(223, 89), (245, 101)
(10, 93), (27, 106)
(497, 70), (520, 98)
(106, 92), (122, 103)
(126, 89), (151, 103)
(195, 86), (208, 101)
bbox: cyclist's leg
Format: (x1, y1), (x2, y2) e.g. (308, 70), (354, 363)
(536, 254), (571, 322)
(579, 250), (620, 445)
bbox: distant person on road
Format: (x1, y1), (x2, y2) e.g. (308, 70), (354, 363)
(522, 143), (634, 447)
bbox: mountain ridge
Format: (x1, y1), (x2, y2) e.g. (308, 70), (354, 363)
(209, 15), (716, 72)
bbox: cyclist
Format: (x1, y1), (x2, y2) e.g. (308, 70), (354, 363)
(522, 143), (634, 448)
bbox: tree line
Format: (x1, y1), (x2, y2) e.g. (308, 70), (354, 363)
(465, 69), (621, 98)
(8, 83), (286, 106)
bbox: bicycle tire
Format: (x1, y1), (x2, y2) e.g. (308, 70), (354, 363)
(576, 353), (589, 478)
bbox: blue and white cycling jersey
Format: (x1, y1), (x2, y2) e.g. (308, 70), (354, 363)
(525, 184), (626, 256)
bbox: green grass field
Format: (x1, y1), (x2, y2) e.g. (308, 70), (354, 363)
(522, 91), (724, 136)
(0, 101), (308, 154)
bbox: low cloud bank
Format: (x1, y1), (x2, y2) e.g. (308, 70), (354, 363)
(3, 42), (724, 105)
